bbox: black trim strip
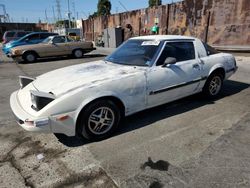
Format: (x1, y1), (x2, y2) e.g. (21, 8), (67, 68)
(164, 39), (195, 42)
(149, 77), (207, 95)
(226, 67), (238, 73)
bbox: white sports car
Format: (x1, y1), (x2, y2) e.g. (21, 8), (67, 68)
(10, 35), (237, 140)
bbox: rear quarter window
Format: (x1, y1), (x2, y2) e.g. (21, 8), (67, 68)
(203, 42), (219, 56)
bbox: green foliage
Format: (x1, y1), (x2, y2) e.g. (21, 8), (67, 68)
(89, 12), (98, 19)
(97, 0), (112, 16)
(149, 0), (162, 7)
(55, 20), (74, 28)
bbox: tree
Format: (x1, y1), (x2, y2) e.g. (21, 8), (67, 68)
(55, 20), (74, 28)
(149, 0), (162, 7)
(97, 0), (112, 16)
(89, 12), (98, 19)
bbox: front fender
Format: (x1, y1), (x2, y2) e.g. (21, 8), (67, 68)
(73, 91), (125, 122)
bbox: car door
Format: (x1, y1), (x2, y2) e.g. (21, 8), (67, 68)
(50, 36), (70, 56)
(147, 41), (203, 108)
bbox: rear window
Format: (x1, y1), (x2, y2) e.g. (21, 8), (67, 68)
(5, 32), (15, 37)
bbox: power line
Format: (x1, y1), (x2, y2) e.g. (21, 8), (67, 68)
(56, 0), (62, 21)
(45, 9), (48, 23)
(52, 6), (56, 23)
(118, 1), (128, 12)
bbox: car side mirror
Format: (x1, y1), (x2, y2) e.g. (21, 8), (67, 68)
(162, 57), (177, 67)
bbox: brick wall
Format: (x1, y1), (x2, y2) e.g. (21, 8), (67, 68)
(82, 0), (250, 46)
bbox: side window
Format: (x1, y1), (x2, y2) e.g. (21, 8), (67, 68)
(17, 32), (28, 37)
(52, 36), (66, 43)
(157, 42), (195, 66)
(26, 34), (40, 41)
(40, 33), (50, 39)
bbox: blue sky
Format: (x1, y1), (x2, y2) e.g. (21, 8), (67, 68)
(0, 0), (182, 23)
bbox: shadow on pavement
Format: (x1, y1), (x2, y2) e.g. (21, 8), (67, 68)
(55, 80), (250, 147)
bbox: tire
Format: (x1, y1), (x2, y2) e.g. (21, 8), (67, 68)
(73, 49), (83, 58)
(23, 52), (37, 63)
(77, 100), (121, 140)
(203, 73), (223, 98)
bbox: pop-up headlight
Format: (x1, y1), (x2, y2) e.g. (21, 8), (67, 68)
(30, 90), (55, 111)
(19, 76), (35, 89)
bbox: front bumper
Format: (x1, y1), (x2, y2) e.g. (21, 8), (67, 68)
(10, 91), (51, 133)
(2, 47), (11, 55)
(7, 52), (23, 61)
(225, 66), (238, 80)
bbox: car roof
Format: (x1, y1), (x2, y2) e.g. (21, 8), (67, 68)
(26, 32), (57, 36)
(5, 30), (25, 32)
(130, 35), (196, 41)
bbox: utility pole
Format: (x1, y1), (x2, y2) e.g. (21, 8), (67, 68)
(56, 0), (62, 21)
(45, 9), (49, 31)
(205, 11), (211, 43)
(67, 0), (71, 28)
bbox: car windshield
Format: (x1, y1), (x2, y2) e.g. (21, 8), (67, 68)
(17, 33), (32, 42)
(42, 36), (53, 43)
(105, 40), (162, 66)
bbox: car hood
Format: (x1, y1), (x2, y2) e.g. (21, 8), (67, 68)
(11, 43), (43, 51)
(32, 60), (144, 97)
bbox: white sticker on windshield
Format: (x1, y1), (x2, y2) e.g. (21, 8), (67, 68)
(141, 41), (160, 46)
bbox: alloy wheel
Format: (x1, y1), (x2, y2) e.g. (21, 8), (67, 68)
(209, 76), (222, 96)
(87, 107), (115, 135)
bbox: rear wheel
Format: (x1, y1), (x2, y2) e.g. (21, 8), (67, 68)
(203, 73), (223, 98)
(23, 52), (37, 63)
(73, 49), (83, 58)
(77, 100), (121, 140)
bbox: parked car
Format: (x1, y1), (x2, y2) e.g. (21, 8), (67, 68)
(9, 35), (96, 63)
(2, 32), (58, 55)
(10, 35), (237, 140)
(2, 30), (32, 44)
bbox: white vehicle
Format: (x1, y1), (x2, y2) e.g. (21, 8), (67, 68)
(10, 35), (237, 140)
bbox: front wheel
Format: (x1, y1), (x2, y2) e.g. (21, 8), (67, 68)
(77, 100), (121, 140)
(73, 49), (83, 58)
(203, 73), (223, 98)
(23, 52), (37, 63)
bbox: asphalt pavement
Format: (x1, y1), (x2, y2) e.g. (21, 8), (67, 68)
(0, 50), (249, 188)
